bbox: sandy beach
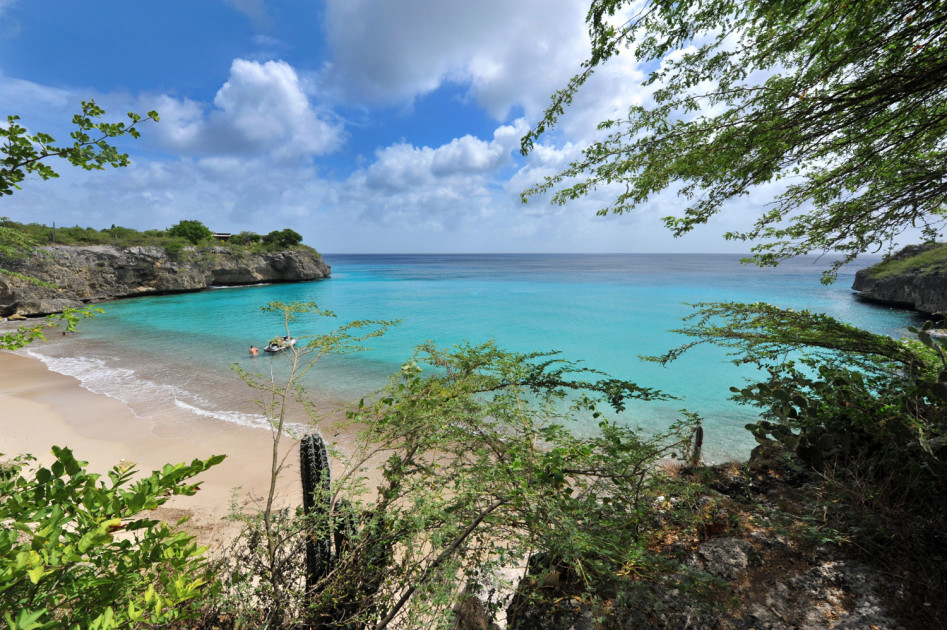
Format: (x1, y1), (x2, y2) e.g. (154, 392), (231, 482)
(0, 349), (309, 543)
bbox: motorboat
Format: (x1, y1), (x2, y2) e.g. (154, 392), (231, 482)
(264, 337), (297, 353)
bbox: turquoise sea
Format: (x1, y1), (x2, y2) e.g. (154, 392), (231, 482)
(20, 254), (924, 461)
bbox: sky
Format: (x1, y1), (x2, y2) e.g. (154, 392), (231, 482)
(0, 0), (766, 254)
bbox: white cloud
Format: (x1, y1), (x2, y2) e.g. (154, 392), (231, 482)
(323, 0), (590, 120)
(356, 119), (527, 195)
(0, 2), (773, 256)
(148, 59), (344, 161)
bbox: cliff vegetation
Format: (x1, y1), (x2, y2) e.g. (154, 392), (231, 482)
(852, 243), (947, 314)
(0, 219), (330, 318)
(1, 218), (309, 255)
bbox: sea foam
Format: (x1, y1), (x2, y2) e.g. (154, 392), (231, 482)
(19, 348), (272, 431)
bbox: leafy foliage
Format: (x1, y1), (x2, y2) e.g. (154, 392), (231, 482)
(647, 301), (924, 371)
(206, 304), (704, 628)
(230, 231), (262, 246)
(228, 301), (396, 627)
(653, 301), (947, 597)
(218, 304), (699, 628)
(523, 0), (947, 280)
(262, 229), (303, 249)
(649, 302), (944, 464)
(322, 341), (692, 627)
(167, 220), (213, 245)
(0, 447), (223, 629)
(0, 100), (158, 198)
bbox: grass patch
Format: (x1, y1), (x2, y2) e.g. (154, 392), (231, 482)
(868, 243), (947, 278)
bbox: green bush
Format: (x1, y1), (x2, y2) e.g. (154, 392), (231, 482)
(230, 231), (261, 246)
(167, 220), (212, 245)
(165, 241), (186, 260)
(217, 301), (701, 627)
(261, 229), (302, 248)
(0, 447), (223, 629)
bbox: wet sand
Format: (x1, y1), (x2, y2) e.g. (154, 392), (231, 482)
(0, 350), (310, 543)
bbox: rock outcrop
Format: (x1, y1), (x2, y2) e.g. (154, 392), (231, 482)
(852, 243), (947, 315)
(0, 245), (330, 317)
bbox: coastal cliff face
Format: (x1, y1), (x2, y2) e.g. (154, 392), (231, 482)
(0, 245), (331, 317)
(852, 243), (947, 315)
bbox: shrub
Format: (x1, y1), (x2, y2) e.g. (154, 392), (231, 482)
(165, 241), (185, 260)
(261, 229), (303, 248)
(215, 301), (701, 628)
(168, 219), (212, 245)
(231, 231), (262, 246)
(0, 447), (223, 628)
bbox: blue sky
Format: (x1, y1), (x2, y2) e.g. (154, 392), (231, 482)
(0, 0), (763, 253)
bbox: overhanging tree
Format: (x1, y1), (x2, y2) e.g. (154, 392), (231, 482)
(1, 99), (158, 197)
(522, 0), (947, 281)
(1, 100), (158, 347)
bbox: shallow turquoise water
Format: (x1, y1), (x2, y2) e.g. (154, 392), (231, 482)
(23, 254), (924, 460)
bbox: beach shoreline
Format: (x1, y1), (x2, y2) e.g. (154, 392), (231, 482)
(0, 349), (308, 543)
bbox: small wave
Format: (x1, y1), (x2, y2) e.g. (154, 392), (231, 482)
(173, 399), (281, 431)
(19, 348), (278, 432)
(20, 350), (147, 416)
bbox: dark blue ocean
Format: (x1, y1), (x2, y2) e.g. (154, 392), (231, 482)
(21, 254), (924, 461)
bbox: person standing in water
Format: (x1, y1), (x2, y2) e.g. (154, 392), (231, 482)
(249, 345), (259, 356)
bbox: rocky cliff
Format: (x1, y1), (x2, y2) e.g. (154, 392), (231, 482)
(852, 243), (947, 315)
(0, 244), (331, 317)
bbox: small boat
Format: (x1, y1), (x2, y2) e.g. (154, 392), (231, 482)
(264, 337), (297, 353)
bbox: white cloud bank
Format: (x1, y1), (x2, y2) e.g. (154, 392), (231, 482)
(148, 59), (344, 162)
(322, 0), (591, 120)
(0, 0), (766, 254)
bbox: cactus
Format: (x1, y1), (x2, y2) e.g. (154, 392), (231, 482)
(301, 433), (392, 627)
(332, 498), (358, 558)
(689, 424), (703, 468)
(300, 432), (333, 593)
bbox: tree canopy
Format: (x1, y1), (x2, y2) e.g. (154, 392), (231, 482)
(262, 228), (303, 248)
(167, 219), (213, 245)
(522, 0), (947, 280)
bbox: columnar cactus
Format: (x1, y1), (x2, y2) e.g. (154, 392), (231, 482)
(300, 432), (333, 593)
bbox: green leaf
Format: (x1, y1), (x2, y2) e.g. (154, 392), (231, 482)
(26, 565), (45, 585)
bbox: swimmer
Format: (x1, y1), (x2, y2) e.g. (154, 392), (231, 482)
(249, 345), (259, 356)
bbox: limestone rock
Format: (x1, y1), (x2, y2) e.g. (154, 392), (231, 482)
(691, 537), (755, 580)
(0, 245), (330, 317)
(746, 560), (901, 630)
(852, 243), (947, 315)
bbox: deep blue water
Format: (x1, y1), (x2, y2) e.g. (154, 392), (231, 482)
(22, 254), (924, 460)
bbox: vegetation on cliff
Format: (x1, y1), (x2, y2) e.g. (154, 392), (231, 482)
(863, 243), (947, 279)
(0, 218), (316, 256)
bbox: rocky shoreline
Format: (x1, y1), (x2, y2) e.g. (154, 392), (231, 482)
(852, 243), (947, 315)
(0, 244), (330, 317)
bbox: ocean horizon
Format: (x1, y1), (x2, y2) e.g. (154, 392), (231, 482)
(17, 253), (925, 462)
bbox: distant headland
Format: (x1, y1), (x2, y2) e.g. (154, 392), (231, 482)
(852, 243), (947, 315)
(0, 220), (330, 318)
